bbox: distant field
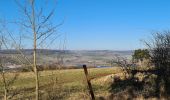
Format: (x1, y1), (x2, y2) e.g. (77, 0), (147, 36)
(0, 50), (133, 66)
(0, 67), (121, 99)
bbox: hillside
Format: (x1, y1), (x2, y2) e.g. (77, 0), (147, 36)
(0, 49), (133, 67)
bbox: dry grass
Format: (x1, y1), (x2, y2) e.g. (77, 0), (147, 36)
(0, 67), (120, 99)
(1, 67), (167, 100)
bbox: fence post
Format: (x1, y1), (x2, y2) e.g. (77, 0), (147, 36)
(83, 65), (95, 100)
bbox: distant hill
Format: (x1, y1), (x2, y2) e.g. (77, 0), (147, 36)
(0, 49), (64, 54)
(0, 49), (133, 55)
(0, 49), (133, 66)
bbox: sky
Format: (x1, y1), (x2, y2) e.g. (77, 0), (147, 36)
(0, 0), (170, 50)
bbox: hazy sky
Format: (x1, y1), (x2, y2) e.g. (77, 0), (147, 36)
(1, 0), (170, 50)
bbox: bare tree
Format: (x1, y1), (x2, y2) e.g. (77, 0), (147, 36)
(0, 36), (7, 100)
(0, 34), (20, 100)
(0, 0), (62, 99)
(144, 31), (170, 97)
(111, 54), (132, 79)
(14, 0), (61, 99)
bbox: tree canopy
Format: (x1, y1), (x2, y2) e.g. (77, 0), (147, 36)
(132, 49), (150, 61)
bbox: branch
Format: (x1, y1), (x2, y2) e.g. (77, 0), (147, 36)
(15, 0), (33, 25)
(36, 21), (63, 40)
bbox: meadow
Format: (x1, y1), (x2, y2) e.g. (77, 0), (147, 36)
(0, 67), (121, 99)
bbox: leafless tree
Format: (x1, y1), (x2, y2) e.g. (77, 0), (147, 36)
(111, 54), (132, 79)
(144, 31), (170, 97)
(0, 36), (7, 100)
(13, 0), (62, 99)
(0, 33), (20, 100)
(1, 0), (64, 99)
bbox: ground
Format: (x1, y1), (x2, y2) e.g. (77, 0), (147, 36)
(1, 67), (168, 100)
(0, 67), (121, 99)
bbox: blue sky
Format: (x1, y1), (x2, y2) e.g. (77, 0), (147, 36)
(0, 0), (170, 50)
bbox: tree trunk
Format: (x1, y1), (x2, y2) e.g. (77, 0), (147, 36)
(31, 0), (39, 99)
(2, 72), (7, 100)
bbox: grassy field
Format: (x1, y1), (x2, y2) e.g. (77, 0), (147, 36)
(0, 67), (121, 99)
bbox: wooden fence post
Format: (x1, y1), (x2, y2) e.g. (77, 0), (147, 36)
(83, 65), (95, 100)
